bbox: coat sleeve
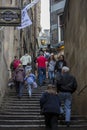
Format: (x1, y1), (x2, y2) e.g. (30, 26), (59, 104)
(40, 92), (48, 109)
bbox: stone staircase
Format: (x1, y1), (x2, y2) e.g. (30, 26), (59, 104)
(0, 85), (87, 130)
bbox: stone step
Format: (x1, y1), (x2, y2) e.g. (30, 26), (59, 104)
(1, 109), (41, 112)
(0, 114), (43, 120)
(1, 83), (87, 129)
(8, 89), (46, 94)
(1, 103), (40, 106)
(4, 95), (42, 98)
(0, 119), (87, 126)
(0, 111), (41, 115)
(7, 93), (43, 96)
(0, 112), (87, 121)
(0, 119), (87, 125)
(2, 100), (40, 104)
(3, 98), (40, 101)
(0, 119), (44, 125)
(3, 106), (40, 109)
(0, 124), (87, 128)
(5, 92), (42, 95)
(0, 127), (87, 130)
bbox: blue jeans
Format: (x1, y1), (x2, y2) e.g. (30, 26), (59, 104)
(58, 92), (72, 122)
(15, 81), (24, 97)
(27, 84), (32, 97)
(48, 71), (55, 84)
(38, 67), (46, 85)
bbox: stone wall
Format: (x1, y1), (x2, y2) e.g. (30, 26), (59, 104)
(64, 0), (87, 115)
(0, 0), (20, 105)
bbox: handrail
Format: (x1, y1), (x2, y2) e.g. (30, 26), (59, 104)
(78, 85), (87, 95)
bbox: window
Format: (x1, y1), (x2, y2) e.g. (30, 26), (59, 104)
(10, 0), (12, 4)
(58, 14), (64, 42)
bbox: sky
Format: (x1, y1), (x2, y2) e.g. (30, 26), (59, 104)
(40, 0), (50, 31)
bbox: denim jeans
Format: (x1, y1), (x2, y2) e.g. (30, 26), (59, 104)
(27, 84), (32, 97)
(15, 81), (24, 97)
(48, 71), (55, 84)
(38, 67), (46, 85)
(58, 92), (72, 122)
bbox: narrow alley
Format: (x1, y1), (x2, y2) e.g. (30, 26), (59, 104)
(0, 0), (87, 130)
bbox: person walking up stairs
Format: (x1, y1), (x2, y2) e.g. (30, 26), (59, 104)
(0, 82), (87, 130)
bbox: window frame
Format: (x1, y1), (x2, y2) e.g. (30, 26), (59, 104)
(58, 13), (64, 42)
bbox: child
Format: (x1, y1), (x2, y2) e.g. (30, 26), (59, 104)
(24, 70), (37, 97)
(25, 63), (32, 74)
(40, 84), (60, 129)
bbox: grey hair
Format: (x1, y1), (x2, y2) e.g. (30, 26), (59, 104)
(62, 66), (70, 72)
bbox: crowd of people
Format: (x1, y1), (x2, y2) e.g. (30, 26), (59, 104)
(9, 49), (77, 129)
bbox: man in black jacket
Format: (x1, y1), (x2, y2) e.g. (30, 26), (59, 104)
(56, 66), (77, 127)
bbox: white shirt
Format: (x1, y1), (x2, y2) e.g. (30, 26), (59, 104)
(20, 54), (32, 65)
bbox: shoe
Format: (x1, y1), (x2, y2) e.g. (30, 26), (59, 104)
(59, 120), (65, 125)
(59, 121), (70, 127)
(65, 121), (70, 127)
(29, 94), (32, 98)
(59, 113), (65, 120)
(17, 96), (21, 99)
(38, 84), (42, 87)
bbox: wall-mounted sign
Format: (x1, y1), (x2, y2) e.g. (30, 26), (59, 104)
(0, 7), (21, 26)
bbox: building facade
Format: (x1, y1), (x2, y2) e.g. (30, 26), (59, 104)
(0, 0), (21, 105)
(50, 0), (66, 46)
(38, 29), (50, 52)
(20, 0), (41, 57)
(0, 0), (41, 104)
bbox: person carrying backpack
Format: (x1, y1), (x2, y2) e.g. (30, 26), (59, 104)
(13, 64), (25, 99)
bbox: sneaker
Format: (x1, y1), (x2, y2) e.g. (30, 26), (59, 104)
(29, 93), (32, 98)
(17, 96), (21, 99)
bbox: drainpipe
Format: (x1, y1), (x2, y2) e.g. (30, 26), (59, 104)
(19, 0), (23, 58)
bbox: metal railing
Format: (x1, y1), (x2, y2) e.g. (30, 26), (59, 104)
(77, 85), (87, 96)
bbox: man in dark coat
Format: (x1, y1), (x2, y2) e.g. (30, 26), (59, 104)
(56, 66), (77, 127)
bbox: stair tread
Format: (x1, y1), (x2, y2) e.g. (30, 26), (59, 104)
(0, 83), (87, 128)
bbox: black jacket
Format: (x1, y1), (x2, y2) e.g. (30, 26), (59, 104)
(55, 60), (67, 72)
(56, 73), (77, 93)
(40, 92), (60, 114)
